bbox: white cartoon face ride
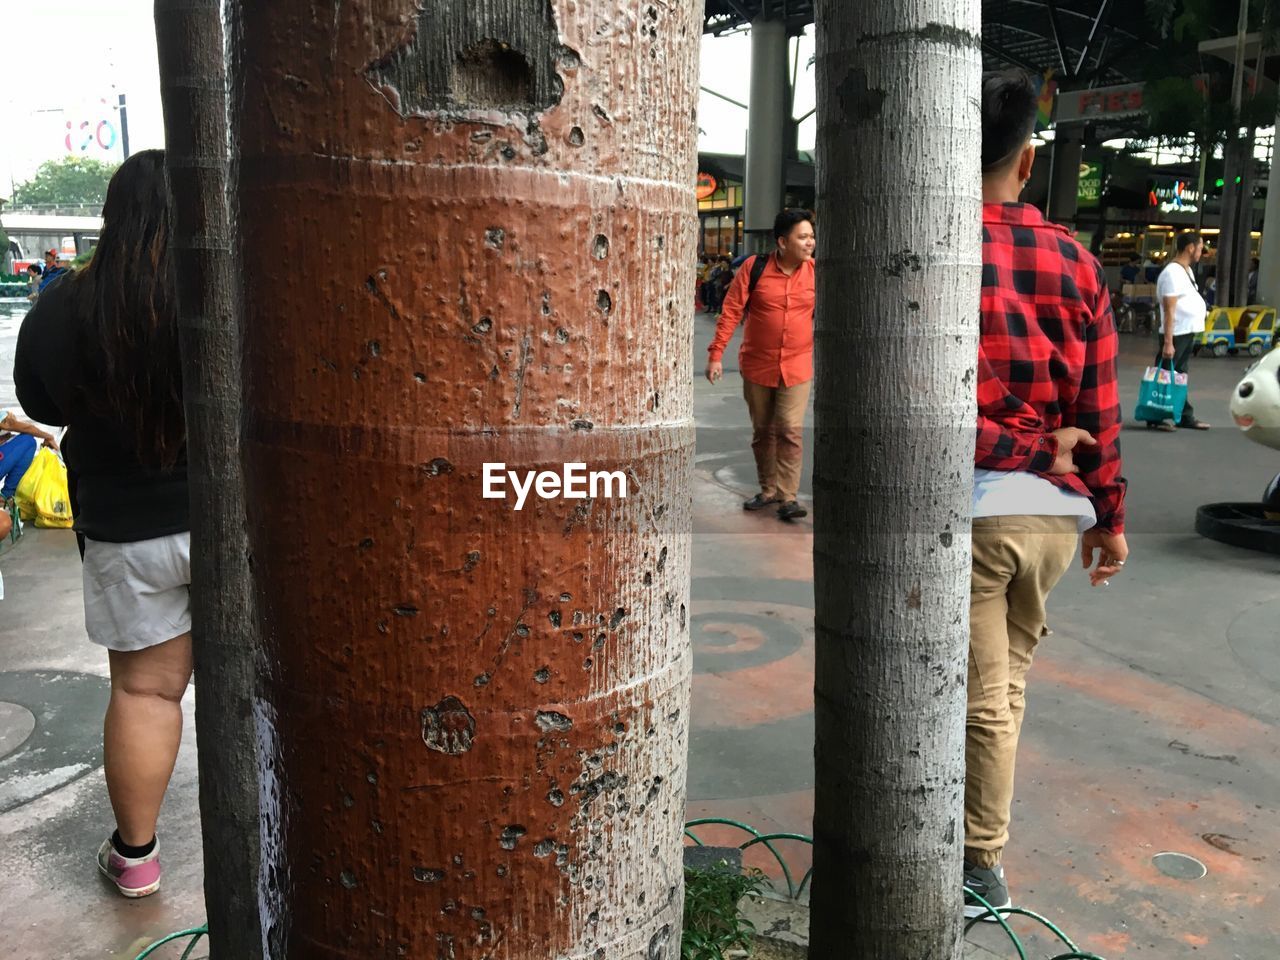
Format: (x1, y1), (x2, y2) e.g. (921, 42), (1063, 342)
(1231, 348), (1280, 452)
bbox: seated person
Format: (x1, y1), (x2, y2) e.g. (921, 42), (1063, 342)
(26, 263), (43, 302)
(0, 410), (59, 502)
(1119, 255), (1140, 284)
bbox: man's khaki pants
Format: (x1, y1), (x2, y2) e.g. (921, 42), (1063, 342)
(966, 515), (1078, 868)
(742, 378), (811, 503)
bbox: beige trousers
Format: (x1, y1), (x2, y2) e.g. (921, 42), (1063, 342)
(742, 378), (811, 502)
(965, 515), (1079, 868)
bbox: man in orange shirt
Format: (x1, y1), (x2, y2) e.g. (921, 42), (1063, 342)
(705, 209), (816, 521)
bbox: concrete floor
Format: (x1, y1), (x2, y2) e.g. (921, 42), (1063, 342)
(688, 314), (1280, 960)
(1, 300), (1278, 958)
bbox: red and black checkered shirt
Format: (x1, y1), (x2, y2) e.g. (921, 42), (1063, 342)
(976, 202), (1126, 534)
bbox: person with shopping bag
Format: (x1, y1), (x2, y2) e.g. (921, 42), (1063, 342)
(14, 150), (189, 899)
(1152, 231), (1210, 431)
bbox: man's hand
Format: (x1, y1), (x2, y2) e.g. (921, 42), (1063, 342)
(1082, 529), (1128, 588)
(1048, 427), (1097, 476)
(40, 434), (59, 453)
(705, 360), (723, 384)
(1162, 340), (1176, 359)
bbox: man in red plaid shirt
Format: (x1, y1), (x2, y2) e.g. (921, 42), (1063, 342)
(963, 72), (1129, 921)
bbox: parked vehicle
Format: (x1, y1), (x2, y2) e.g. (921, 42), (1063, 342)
(1198, 306), (1276, 357)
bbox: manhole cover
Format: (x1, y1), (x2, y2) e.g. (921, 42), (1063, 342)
(0, 701), (36, 761)
(1153, 852), (1207, 880)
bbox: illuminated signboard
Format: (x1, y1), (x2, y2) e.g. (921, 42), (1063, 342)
(1148, 180), (1199, 214)
(696, 172), (718, 201)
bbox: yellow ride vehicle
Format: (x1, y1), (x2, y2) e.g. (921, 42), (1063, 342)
(1198, 305), (1276, 357)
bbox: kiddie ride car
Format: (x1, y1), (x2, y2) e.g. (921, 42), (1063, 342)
(1196, 349), (1280, 554)
(1196, 305), (1276, 357)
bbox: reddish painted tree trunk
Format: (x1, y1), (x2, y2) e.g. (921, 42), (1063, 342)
(229, 2), (698, 956)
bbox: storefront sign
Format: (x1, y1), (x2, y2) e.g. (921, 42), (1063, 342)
(1077, 162), (1101, 208)
(1056, 83), (1145, 125)
(695, 172), (718, 201)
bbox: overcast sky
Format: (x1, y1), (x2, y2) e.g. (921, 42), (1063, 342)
(1, 2), (812, 196)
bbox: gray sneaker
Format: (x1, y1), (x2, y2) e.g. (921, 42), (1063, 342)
(963, 861), (1011, 921)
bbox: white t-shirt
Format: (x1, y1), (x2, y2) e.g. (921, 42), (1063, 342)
(1156, 262), (1206, 336)
(972, 469), (1096, 532)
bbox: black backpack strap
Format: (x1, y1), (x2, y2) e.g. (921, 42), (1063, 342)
(747, 253), (771, 298)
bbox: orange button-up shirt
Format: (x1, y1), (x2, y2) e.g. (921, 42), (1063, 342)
(707, 254), (815, 387)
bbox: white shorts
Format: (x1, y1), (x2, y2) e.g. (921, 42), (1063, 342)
(83, 533), (192, 652)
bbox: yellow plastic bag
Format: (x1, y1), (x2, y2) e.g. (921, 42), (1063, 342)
(13, 448), (49, 522)
(14, 448), (73, 528)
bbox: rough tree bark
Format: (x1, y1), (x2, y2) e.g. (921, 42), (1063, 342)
(154, 2), (263, 956)
(1232, 127), (1257, 306)
(1218, 131), (1255, 308)
(228, 1), (698, 956)
(810, 2), (981, 958)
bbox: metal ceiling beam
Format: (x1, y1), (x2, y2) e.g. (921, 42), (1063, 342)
(995, 0), (1145, 46)
(982, 38), (1051, 75)
(1083, 31), (1111, 87)
(1072, 0), (1112, 76)
(1072, 33), (1147, 86)
(1046, 0), (1073, 77)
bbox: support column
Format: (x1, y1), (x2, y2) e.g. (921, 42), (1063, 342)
(1259, 132), (1280, 305)
(744, 16), (789, 252)
(1219, 135), (1248, 307)
(1047, 132), (1083, 225)
(1233, 128), (1258, 304)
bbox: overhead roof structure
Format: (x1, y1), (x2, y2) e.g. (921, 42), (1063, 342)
(703, 0), (1169, 90)
(703, 0), (813, 37)
(981, 0), (1161, 89)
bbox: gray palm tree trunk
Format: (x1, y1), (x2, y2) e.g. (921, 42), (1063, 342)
(810, 2), (982, 958)
(154, 2), (263, 956)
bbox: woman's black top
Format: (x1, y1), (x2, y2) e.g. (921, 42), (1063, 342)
(13, 276), (189, 543)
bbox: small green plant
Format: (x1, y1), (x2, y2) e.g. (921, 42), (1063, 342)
(682, 863), (766, 960)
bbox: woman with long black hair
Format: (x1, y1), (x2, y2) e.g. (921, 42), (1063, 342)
(15, 149), (189, 899)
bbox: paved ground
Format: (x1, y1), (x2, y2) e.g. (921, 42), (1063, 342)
(688, 312), (1280, 960)
(1, 295), (1278, 958)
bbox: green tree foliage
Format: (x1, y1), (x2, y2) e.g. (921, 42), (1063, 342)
(1146, 0), (1230, 43)
(11, 156), (119, 207)
(1144, 76), (1236, 146)
(1143, 0), (1280, 143)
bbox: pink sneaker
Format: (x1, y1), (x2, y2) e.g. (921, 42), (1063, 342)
(96, 837), (162, 898)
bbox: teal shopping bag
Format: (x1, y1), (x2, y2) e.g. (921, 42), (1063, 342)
(1134, 359), (1188, 425)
